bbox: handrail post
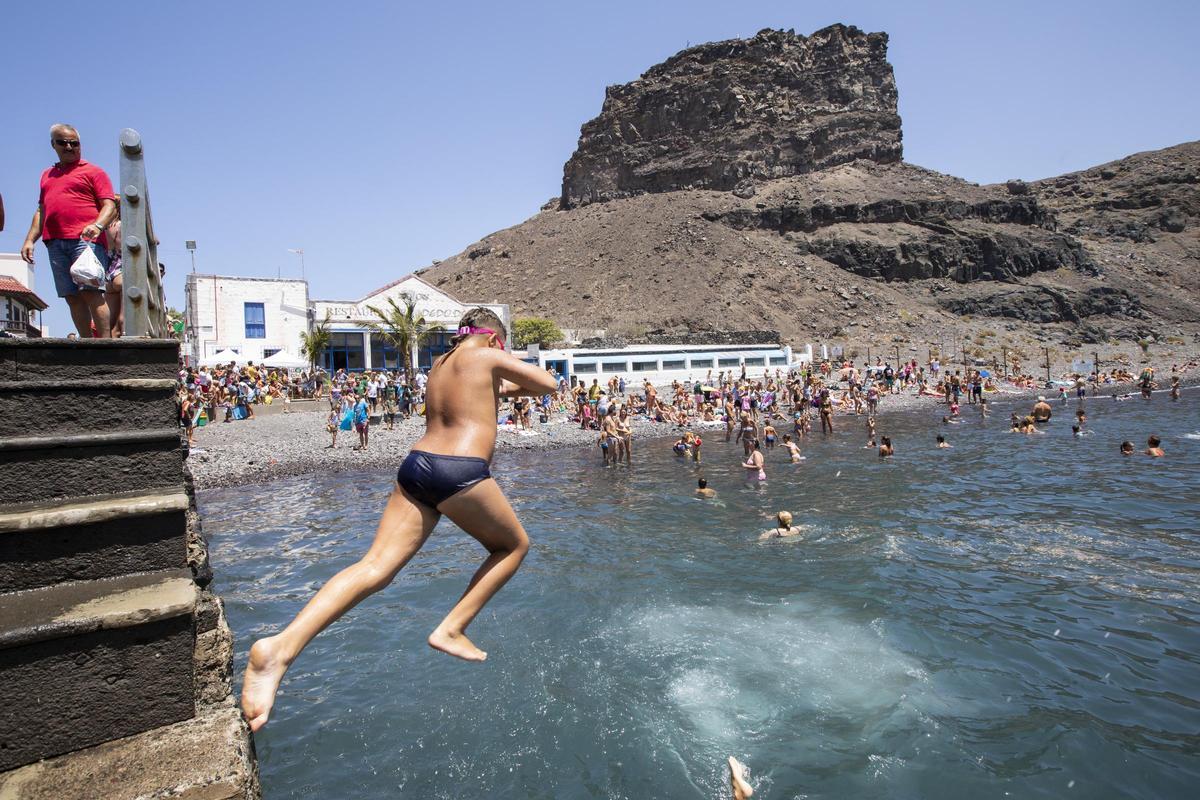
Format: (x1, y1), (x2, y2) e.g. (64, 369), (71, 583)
(119, 129), (167, 337)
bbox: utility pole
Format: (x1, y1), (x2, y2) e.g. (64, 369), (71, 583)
(894, 345), (901, 369)
(288, 248), (306, 280)
(1043, 347), (1052, 386)
(185, 240), (197, 273)
(1001, 346), (1008, 378)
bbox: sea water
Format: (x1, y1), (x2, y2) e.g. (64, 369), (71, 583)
(201, 394), (1200, 798)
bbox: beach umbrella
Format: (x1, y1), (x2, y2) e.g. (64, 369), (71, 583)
(200, 348), (241, 366)
(262, 349), (307, 369)
(979, 369), (991, 378)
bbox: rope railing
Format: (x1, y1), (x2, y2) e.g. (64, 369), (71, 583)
(118, 129), (168, 338)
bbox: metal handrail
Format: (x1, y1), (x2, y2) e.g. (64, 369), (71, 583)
(118, 129), (168, 338)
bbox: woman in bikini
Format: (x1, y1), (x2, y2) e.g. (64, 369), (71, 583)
(241, 308), (558, 733)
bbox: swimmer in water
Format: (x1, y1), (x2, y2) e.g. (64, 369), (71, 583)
(781, 434), (803, 463)
(979, 397), (989, 418)
(1075, 408), (1086, 427)
(942, 415), (960, 425)
(241, 308), (559, 732)
(866, 415), (877, 445)
(762, 423), (777, 449)
(936, 434), (951, 448)
(1031, 396), (1053, 422)
(1170, 376), (1180, 401)
(695, 477), (716, 498)
(878, 436), (894, 457)
(759, 510), (801, 540)
(1072, 425), (1082, 437)
(1120, 440), (1135, 456)
(1145, 435), (1165, 457)
(743, 438), (766, 481)
(728, 756), (754, 799)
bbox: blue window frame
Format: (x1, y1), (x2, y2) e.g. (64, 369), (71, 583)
(244, 303), (266, 339)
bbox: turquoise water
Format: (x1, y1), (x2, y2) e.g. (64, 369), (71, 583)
(201, 394), (1200, 798)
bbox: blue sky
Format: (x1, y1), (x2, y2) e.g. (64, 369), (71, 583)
(2, 0), (1197, 336)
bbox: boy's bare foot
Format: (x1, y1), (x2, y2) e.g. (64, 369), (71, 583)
(728, 756), (753, 799)
(241, 636), (291, 732)
(428, 626), (488, 662)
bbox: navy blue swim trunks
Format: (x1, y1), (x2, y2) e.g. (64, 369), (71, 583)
(397, 450), (491, 510)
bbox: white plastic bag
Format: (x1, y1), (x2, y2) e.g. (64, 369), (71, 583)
(69, 244), (106, 288)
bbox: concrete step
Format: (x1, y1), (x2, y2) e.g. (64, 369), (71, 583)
(0, 706), (259, 800)
(0, 378), (178, 439)
(0, 570), (198, 771)
(0, 338), (178, 382)
(0, 429), (184, 507)
(0, 490), (189, 593)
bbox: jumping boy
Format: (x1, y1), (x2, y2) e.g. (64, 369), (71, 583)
(241, 308), (558, 732)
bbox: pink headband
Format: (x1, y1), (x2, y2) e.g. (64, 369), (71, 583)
(458, 326), (504, 349)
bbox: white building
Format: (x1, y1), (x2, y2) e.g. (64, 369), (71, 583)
(311, 275), (509, 372)
(520, 342), (811, 387)
(0, 253), (49, 338)
(183, 275), (310, 364)
(182, 271), (508, 371)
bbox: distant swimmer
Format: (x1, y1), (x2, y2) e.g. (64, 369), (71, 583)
(241, 309), (559, 733)
(759, 510), (801, 540)
(942, 415), (960, 425)
(979, 397), (989, 418)
(1076, 407), (1087, 427)
(781, 434), (804, 463)
(1120, 440), (1135, 456)
(728, 756), (754, 799)
(695, 477), (716, 498)
(1032, 396), (1053, 422)
(1146, 435), (1165, 457)
(1171, 376), (1181, 401)
(879, 436), (894, 457)
(743, 439), (766, 481)
(936, 434), (951, 448)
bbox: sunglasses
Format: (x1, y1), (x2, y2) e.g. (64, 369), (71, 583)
(54, 139), (80, 148)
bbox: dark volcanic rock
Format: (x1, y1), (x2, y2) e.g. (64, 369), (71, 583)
(560, 25), (902, 208)
(939, 287), (1143, 323)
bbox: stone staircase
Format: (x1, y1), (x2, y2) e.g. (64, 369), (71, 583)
(0, 338), (259, 799)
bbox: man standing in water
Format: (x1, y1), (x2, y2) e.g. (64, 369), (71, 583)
(1031, 395), (1053, 422)
(241, 309), (558, 732)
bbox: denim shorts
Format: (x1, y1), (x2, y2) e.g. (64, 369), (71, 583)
(45, 239), (109, 297)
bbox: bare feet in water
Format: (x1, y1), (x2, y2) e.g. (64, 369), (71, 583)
(241, 636), (291, 732)
(428, 625), (487, 662)
(728, 756), (753, 799)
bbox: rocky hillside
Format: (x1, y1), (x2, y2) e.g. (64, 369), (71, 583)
(422, 26), (1199, 358)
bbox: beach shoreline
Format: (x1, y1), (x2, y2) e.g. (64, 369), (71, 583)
(187, 378), (1153, 492)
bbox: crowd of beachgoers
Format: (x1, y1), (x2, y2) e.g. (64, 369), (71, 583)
(180, 354), (1196, 491)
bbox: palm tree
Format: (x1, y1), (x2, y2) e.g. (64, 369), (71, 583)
(360, 296), (433, 378)
(301, 314), (332, 370)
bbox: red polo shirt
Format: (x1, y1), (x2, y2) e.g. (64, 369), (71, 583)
(38, 159), (116, 247)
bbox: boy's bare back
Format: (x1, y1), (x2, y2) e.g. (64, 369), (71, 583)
(420, 344), (556, 460)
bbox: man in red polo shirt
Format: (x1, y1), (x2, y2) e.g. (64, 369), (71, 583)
(20, 123), (117, 337)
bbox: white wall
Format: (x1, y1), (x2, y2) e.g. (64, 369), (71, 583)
(0, 254), (35, 290)
(185, 275), (309, 363)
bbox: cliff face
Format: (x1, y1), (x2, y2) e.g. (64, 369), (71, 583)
(560, 25), (902, 209)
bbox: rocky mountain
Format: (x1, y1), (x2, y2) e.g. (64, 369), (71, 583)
(561, 25), (901, 208)
(422, 26), (1199, 357)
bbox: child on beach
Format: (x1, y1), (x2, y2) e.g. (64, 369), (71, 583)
(781, 434), (803, 463)
(241, 308), (559, 732)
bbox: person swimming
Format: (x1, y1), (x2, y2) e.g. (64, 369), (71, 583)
(240, 308), (559, 733)
(1120, 440), (1135, 456)
(878, 436), (894, 457)
(1145, 435), (1165, 457)
(936, 434), (951, 448)
(759, 510), (801, 540)
(696, 477), (716, 498)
